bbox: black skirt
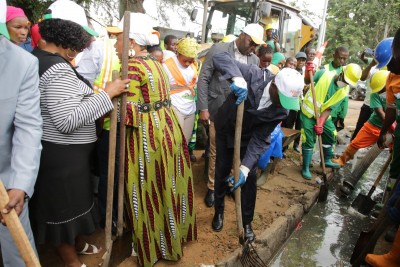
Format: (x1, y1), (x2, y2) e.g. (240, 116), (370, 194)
(30, 141), (98, 246)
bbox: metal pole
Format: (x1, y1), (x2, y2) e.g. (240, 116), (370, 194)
(317, 0), (329, 49)
(201, 0), (208, 43)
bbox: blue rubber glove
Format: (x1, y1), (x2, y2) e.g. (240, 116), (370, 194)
(226, 165), (250, 192)
(230, 77), (248, 105)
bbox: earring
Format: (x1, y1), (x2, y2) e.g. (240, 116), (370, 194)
(66, 49), (76, 60)
(129, 48), (135, 58)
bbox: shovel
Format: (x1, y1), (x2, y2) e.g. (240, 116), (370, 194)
(350, 178), (400, 266)
(0, 180), (41, 267)
(351, 154), (391, 215)
(309, 70), (328, 202)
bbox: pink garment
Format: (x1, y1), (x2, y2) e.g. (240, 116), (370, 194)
(6, 6), (26, 22)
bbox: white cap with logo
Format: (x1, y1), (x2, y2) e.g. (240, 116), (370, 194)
(242, 24), (265, 45)
(274, 68), (304, 110)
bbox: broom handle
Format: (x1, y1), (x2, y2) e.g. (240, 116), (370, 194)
(234, 102), (244, 238)
(367, 153), (392, 197)
(309, 70), (327, 176)
(117, 10), (131, 237)
(0, 180), (41, 267)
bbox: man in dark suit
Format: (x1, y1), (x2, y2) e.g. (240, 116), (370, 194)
(197, 24), (262, 208)
(210, 52), (304, 242)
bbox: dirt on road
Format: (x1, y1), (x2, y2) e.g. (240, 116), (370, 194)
(37, 100), (364, 267)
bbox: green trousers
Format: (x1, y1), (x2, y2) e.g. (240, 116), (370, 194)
(300, 112), (337, 149)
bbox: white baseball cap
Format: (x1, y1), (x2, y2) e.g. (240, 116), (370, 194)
(242, 24), (265, 45)
(47, 0), (98, 37)
(0, 0), (9, 39)
(274, 68), (304, 110)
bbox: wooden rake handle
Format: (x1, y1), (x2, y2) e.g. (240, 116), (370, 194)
(234, 102), (244, 240)
(0, 180), (41, 267)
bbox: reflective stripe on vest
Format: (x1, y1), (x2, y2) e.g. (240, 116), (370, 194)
(164, 57), (198, 96)
(93, 39), (121, 93)
(301, 71), (349, 118)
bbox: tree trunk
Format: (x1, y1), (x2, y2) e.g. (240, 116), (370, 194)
(119, 0), (145, 19)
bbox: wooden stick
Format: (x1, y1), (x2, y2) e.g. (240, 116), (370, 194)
(103, 11), (130, 267)
(0, 180), (41, 267)
(104, 70), (119, 250)
(233, 102), (244, 242)
(117, 10), (130, 238)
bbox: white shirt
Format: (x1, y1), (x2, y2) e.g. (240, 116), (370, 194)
(258, 81), (273, 110)
(75, 40), (104, 86)
(364, 66), (378, 106)
(163, 56), (196, 116)
(233, 42), (248, 64)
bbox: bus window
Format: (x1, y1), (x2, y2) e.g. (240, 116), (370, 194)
(282, 10), (302, 57)
(206, 2), (253, 43)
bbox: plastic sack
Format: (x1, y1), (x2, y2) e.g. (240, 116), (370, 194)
(258, 124), (284, 171)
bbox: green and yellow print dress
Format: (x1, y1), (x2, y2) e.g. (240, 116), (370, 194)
(125, 55), (197, 266)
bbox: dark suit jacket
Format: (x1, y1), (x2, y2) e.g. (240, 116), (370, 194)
(212, 52), (288, 171)
(197, 41), (259, 121)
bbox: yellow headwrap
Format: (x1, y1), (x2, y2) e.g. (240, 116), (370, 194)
(176, 37), (199, 58)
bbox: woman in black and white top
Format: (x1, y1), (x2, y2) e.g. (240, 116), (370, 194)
(30, 18), (129, 267)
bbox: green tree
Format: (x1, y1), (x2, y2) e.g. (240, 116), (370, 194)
(8, 0), (199, 29)
(323, 0), (400, 65)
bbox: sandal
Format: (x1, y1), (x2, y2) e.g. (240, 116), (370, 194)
(77, 243), (102, 255)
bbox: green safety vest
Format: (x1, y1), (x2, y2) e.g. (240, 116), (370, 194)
(301, 71), (349, 118)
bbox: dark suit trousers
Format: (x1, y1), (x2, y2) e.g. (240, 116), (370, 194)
(214, 131), (257, 226)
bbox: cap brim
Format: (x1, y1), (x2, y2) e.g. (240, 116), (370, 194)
(278, 91), (300, 110)
(250, 35), (265, 45)
(106, 26), (123, 35)
(376, 56), (392, 69)
(83, 25), (99, 37)
(0, 23), (10, 39)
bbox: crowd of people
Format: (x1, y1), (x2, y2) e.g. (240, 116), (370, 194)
(1, 0), (400, 266)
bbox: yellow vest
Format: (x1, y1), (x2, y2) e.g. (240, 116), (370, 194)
(92, 39), (121, 130)
(301, 71), (349, 118)
(93, 39), (121, 93)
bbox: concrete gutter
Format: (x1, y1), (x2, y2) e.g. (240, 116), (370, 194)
(215, 191), (318, 266)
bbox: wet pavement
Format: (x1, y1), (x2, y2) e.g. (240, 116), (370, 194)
(269, 145), (390, 267)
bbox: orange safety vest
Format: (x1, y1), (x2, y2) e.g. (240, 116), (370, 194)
(164, 57), (198, 96)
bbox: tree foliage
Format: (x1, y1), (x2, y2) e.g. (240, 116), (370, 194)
(8, 0), (200, 28)
(323, 0), (400, 64)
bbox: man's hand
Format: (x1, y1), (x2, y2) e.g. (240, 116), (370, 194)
(313, 117), (326, 135)
(226, 165), (249, 192)
(305, 61), (315, 73)
(230, 77), (248, 104)
(199, 110), (210, 126)
(313, 124), (323, 135)
(1, 189), (26, 224)
(377, 133), (387, 149)
(273, 34), (279, 43)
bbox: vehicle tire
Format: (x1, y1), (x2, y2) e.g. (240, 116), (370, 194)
(350, 88), (358, 100)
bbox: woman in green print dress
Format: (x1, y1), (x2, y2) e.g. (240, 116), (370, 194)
(107, 13), (196, 266)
